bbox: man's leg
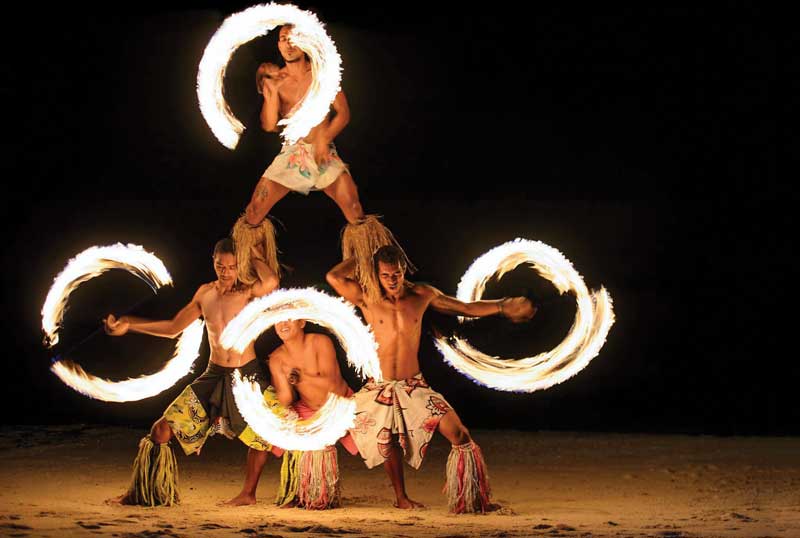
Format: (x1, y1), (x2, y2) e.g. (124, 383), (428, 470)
(436, 409), (470, 446)
(107, 418), (178, 506)
(437, 409), (492, 514)
(150, 417), (173, 444)
(245, 177), (291, 225)
(323, 172), (364, 224)
(223, 447), (270, 506)
(383, 440), (424, 509)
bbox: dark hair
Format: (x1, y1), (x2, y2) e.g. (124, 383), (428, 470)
(213, 238), (235, 257)
(373, 245), (406, 274)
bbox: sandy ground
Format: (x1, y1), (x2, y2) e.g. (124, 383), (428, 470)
(0, 426), (798, 538)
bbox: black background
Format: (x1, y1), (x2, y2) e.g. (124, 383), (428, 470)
(3, 5), (786, 435)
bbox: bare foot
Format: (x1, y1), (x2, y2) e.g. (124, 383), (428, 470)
(279, 499), (298, 509)
(104, 493), (134, 506)
(393, 497), (425, 509)
(220, 492), (256, 506)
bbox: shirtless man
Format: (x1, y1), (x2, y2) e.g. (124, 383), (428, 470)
(246, 24), (363, 226)
(104, 238), (279, 507)
(327, 245), (536, 513)
(235, 24), (409, 308)
(267, 319), (359, 509)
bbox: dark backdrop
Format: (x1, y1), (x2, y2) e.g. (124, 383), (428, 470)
(3, 6), (786, 435)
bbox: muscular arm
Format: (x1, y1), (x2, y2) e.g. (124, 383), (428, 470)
(249, 245), (280, 298)
(268, 353), (297, 408)
(105, 286), (204, 339)
(326, 257), (364, 306)
(427, 285), (536, 322)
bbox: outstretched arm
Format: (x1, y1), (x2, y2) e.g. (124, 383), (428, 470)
(249, 245), (280, 298)
(326, 257), (364, 307)
(104, 286), (204, 338)
(427, 285), (536, 323)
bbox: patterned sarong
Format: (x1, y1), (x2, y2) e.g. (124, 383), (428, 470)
(163, 359), (272, 455)
(262, 141), (348, 195)
(349, 373), (452, 469)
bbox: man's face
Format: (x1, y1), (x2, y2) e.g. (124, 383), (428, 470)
(276, 319), (305, 341)
(278, 26), (304, 63)
(377, 261), (405, 296)
(213, 252), (238, 286)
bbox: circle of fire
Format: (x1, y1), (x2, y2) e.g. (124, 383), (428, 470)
(433, 238), (615, 393)
(222, 288), (381, 450)
(197, 3), (342, 149)
(42, 243), (205, 402)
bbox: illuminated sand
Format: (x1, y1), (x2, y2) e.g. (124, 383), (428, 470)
(1, 427), (798, 537)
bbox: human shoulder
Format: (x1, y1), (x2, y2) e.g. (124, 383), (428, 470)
(309, 332), (334, 349)
(194, 282), (217, 300)
(408, 282), (439, 299)
(269, 345), (287, 365)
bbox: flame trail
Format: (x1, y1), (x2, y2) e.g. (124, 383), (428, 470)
(223, 287), (379, 449)
(42, 243), (172, 347)
(43, 243), (204, 401)
(434, 239), (615, 392)
(197, 3), (342, 148)
(232, 371), (356, 451)
(51, 320), (205, 402)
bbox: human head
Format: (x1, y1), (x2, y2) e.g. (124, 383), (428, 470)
(277, 25), (307, 63)
(212, 238), (238, 287)
(373, 245), (407, 297)
(275, 319), (306, 341)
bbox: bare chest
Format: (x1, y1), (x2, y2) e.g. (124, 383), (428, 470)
(278, 77), (311, 115)
(366, 297), (425, 336)
(200, 291), (248, 332)
(279, 348), (321, 379)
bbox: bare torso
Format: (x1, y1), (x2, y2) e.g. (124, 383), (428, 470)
(360, 284), (434, 380)
(274, 66), (332, 144)
(197, 283), (256, 367)
(271, 334), (349, 410)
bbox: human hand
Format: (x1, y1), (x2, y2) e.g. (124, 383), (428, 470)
(257, 63), (285, 94)
(288, 368), (300, 385)
(313, 140), (332, 167)
(104, 314), (130, 336)
(500, 297), (537, 323)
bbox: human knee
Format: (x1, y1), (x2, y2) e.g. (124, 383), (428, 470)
(150, 419), (172, 443)
(245, 201), (267, 225)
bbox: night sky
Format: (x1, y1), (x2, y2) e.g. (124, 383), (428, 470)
(4, 6), (785, 435)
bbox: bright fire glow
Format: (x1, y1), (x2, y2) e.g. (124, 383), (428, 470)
(221, 287), (382, 381)
(42, 243), (172, 347)
(50, 320), (205, 402)
(232, 371), (356, 451)
(222, 287), (379, 449)
(197, 3), (342, 148)
(434, 238), (615, 392)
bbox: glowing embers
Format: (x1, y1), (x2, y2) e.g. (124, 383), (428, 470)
(434, 239), (615, 393)
(42, 243), (204, 401)
(197, 3), (342, 149)
(222, 288), (380, 450)
(51, 320), (205, 402)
